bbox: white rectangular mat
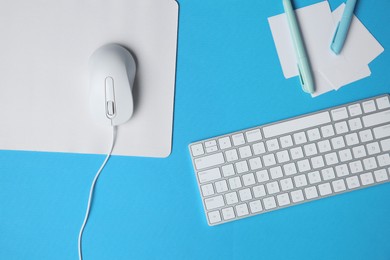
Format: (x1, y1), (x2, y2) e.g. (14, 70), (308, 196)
(0, 0), (178, 157)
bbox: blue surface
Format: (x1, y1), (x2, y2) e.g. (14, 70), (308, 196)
(1, 0), (390, 259)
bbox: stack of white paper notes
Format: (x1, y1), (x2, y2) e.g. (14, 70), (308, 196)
(268, 1), (384, 97)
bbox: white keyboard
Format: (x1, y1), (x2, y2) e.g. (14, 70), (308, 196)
(189, 94), (390, 226)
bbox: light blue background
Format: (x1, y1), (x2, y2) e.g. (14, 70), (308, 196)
(1, 0), (390, 259)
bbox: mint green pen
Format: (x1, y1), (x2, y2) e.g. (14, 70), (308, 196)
(283, 0), (315, 94)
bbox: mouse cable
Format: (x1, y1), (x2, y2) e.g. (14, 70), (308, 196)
(78, 125), (117, 260)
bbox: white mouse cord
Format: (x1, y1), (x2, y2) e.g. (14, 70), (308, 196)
(78, 125), (117, 260)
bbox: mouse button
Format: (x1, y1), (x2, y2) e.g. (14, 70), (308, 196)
(105, 77), (115, 102)
(106, 101), (115, 117)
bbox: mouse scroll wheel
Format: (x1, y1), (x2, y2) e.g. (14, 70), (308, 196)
(105, 77), (116, 118)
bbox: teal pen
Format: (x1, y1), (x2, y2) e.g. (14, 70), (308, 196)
(330, 0), (358, 54)
(282, 0), (315, 94)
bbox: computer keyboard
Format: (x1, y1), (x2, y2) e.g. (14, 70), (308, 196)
(189, 94), (390, 226)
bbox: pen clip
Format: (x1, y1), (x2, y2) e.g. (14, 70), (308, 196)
(331, 22), (341, 46)
(297, 63), (309, 93)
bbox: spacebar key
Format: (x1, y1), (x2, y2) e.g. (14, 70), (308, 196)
(194, 152), (225, 170)
(263, 111), (331, 138)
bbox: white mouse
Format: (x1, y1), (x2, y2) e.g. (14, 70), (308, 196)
(89, 43), (136, 126)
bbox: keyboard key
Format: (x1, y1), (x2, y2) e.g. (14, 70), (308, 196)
(321, 167), (336, 180)
(331, 107), (348, 121)
(206, 146), (218, 153)
(256, 170), (269, 183)
(297, 159), (311, 172)
(332, 179), (346, 192)
(359, 129), (374, 142)
(239, 146), (252, 158)
(376, 96), (390, 109)
(349, 161), (363, 174)
(318, 183), (332, 196)
(242, 173), (256, 186)
(229, 177), (242, 190)
(195, 153), (225, 170)
(280, 178), (294, 191)
(218, 137), (232, 150)
(263, 197), (277, 210)
(245, 129), (262, 142)
(249, 157), (262, 170)
(321, 125), (335, 138)
(366, 142), (380, 155)
(311, 156), (325, 169)
(294, 174), (308, 187)
(276, 150), (290, 163)
(352, 145), (367, 159)
(270, 166), (283, 179)
(266, 181), (280, 194)
(215, 180), (228, 193)
(276, 193), (291, 206)
(225, 192), (239, 205)
(325, 152), (339, 165)
(263, 112), (331, 138)
(236, 203), (249, 217)
(222, 164), (235, 177)
(198, 168), (222, 183)
(374, 169), (389, 182)
(232, 133), (245, 146)
(252, 185), (266, 198)
(335, 121), (349, 134)
(348, 118), (363, 131)
(381, 138), (390, 151)
(239, 188), (252, 201)
(335, 164), (349, 177)
(225, 149), (239, 162)
(252, 142), (266, 155)
(208, 211), (222, 224)
(191, 143), (204, 156)
(201, 184), (215, 196)
(280, 135), (293, 148)
(266, 139), (279, 152)
(363, 110), (390, 128)
(249, 200), (263, 213)
(263, 154), (276, 167)
(373, 124), (390, 139)
(304, 143), (317, 156)
(290, 147), (304, 160)
(205, 195), (225, 210)
(283, 163), (297, 176)
(304, 186), (318, 199)
(318, 140), (331, 153)
(346, 176), (360, 189)
(362, 100), (377, 113)
(360, 172), (374, 185)
(348, 103), (362, 117)
(338, 149), (352, 162)
(377, 154), (390, 167)
(307, 171), (321, 184)
(293, 132), (307, 145)
(345, 133), (359, 146)
(363, 157), (377, 171)
(331, 136), (345, 150)
(235, 161), (249, 174)
(222, 207), (235, 220)
(307, 128), (321, 141)
(205, 140), (217, 148)
(290, 190), (304, 203)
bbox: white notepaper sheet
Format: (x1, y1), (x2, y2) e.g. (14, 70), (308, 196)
(0, 0), (179, 157)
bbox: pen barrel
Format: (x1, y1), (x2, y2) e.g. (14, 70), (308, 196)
(283, 0), (308, 59)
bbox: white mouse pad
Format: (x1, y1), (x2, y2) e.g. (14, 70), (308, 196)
(0, 0), (178, 157)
